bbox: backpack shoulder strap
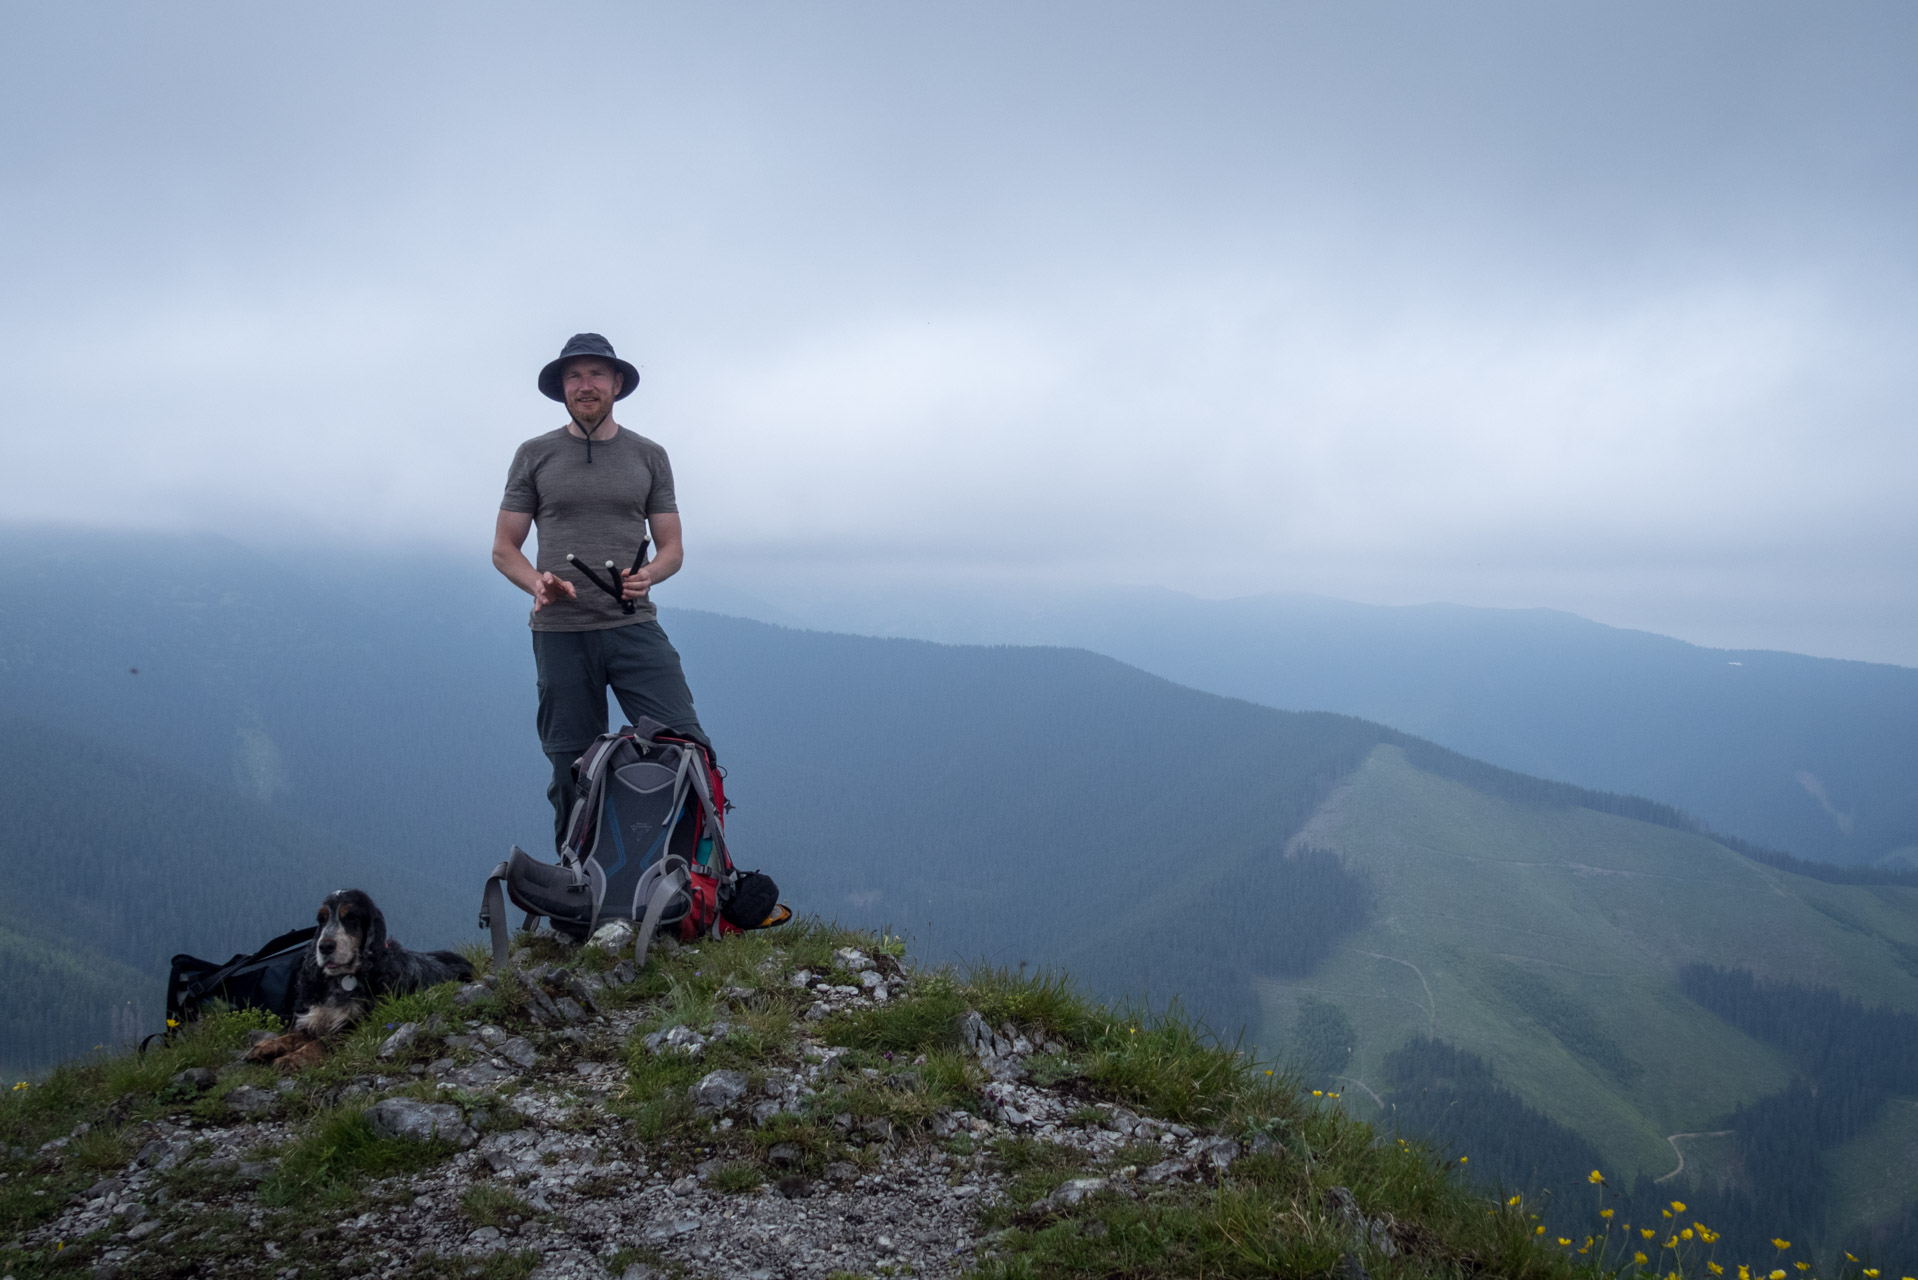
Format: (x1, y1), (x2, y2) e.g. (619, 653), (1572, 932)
(632, 855), (690, 968)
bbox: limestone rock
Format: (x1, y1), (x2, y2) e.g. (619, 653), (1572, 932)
(377, 1023), (419, 1059)
(588, 919), (635, 953)
(365, 1098), (477, 1148)
(1043, 1177), (1111, 1209)
(224, 1085), (280, 1118)
(690, 1068), (749, 1112)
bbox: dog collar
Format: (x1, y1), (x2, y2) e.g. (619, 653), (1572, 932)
(340, 975), (358, 991)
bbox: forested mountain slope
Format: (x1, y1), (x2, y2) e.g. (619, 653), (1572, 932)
(0, 715), (461, 1078)
(686, 579), (1918, 866)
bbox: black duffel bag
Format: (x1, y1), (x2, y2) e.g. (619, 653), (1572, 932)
(145, 925), (319, 1048)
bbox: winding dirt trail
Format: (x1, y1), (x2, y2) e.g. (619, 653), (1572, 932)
(1655, 1130), (1735, 1184)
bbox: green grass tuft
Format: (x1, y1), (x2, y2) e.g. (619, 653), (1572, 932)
(263, 1105), (457, 1207)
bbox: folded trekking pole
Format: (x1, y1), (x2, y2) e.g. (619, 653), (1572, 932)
(566, 538), (650, 615)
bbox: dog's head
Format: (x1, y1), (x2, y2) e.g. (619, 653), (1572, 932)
(312, 889), (388, 978)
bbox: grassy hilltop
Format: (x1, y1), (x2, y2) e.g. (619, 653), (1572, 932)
(2, 921), (1638, 1280)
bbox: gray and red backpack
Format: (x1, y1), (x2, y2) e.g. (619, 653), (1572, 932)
(479, 718), (787, 968)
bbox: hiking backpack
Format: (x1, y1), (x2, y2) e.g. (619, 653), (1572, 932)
(479, 718), (786, 968)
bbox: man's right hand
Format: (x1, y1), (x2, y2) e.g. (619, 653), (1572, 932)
(531, 571), (577, 611)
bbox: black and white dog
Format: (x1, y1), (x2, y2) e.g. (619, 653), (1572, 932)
(246, 889), (473, 1069)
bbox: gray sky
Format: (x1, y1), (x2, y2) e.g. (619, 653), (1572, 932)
(3, 3), (1914, 663)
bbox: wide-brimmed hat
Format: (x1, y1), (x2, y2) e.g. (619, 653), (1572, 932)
(538, 333), (640, 402)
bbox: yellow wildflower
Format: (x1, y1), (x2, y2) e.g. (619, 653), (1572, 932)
(1508, 1195), (1522, 1207)
(1535, 1226), (1546, 1236)
(1589, 1170), (1605, 1184)
(1863, 1272), (1880, 1279)
(1643, 1228), (1658, 1240)
(1794, 1265), (1809, 1274)
(1601, 1209), (1615, 1220)
(1312, 1090), (1323, 1097)
(1636, 1253), (1650, 1266)
(1672, 1201), (1687, 1212)
(1682, 1229), (1696, 1241)
(1771, 1271), (1786, 1280)
(1559, 1238), (1571, 1247)
(1774, 1241), (1792, 1252)
(1709, 1264), (1725, 1276)
(1459, 1156), (1468, 1164)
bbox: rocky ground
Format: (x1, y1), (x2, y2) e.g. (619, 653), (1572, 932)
(8, 927), (1286, 1280)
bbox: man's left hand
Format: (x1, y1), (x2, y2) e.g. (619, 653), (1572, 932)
(620, 568), (652, 601)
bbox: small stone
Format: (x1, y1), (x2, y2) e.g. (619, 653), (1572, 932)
(608, 960), (637, 987)
(859, 971), (885, 990)
(554, 996), (586, 1023)
(669, 1174), (699, 1196)
(235, 1161), (275, 1183)
(774, 1174), (810, 1199)
(833, 948), (874, 972)
(1142, 1158), (1189, 1184)
(823, 1160), (859, 1183)
(643, 1025), (707, 1056)
(959, 1009), (993, 1057)
(476, 1025), (507, 1048)
(443, 1061), (516, 1090)
(224, 1085), (280, 1118)
(364, 1097), (477, 1147)
(442, 1033), (480, 1052)
(565, 971), (606, 1014)
(496, 1037), (538, 1069)
(1044, 1177), (1111, 1209)
(375, 1023), (419, 1059)
(453, 982), (488, 1007)
(1197, 1136), (1240, 1171)
(766, 1142), (802, 1169)
(169, 1067), (216, 1092)
(789, 969), (814, 988)
(589, 920), (635, 953)
(690, 1069), (748, 1112)
(125, 1220), (162, 1241)
(804, 1001), (829, 1021)
(620, 1265), (662, 1280)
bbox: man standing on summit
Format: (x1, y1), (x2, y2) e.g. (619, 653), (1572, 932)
(492, 333), (712, 849)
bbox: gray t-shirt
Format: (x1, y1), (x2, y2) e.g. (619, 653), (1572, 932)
(501, 426), (678, 631)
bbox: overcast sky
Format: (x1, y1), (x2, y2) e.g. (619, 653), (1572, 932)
(2, 3), (1914, 663)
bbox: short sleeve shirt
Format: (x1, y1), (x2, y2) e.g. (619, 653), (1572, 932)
(501, 426), (677, 630)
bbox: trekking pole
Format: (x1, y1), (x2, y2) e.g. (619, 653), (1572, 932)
(565, 555), (627, 611)
(566, 537), (652, 616)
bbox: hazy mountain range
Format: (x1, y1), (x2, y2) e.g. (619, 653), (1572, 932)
(679, 577), (1918, 868)
(3, 529), (1915, 1262)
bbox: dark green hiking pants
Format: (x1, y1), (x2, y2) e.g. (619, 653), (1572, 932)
(533, 621), (711, 851)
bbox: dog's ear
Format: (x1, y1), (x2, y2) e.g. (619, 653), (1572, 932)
(364, 898), (389, 955)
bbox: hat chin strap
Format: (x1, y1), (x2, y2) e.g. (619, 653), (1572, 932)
(569, 407), (613, 462)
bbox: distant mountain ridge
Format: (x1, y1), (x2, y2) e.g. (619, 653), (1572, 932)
(678, 578), (1918, 867)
